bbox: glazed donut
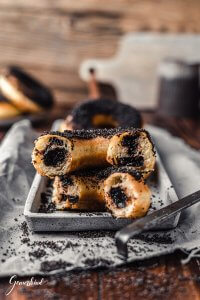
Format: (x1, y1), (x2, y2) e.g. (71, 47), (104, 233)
(104, 170), (151, 218)
(0, 93), (21, 119)
(63, 98), (142, 130)
(32, 128), (155, 178)
(0, 66), (54, 113)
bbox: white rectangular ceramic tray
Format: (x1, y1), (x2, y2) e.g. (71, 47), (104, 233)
(24, 120), (180, 232)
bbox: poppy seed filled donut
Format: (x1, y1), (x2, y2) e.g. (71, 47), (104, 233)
(107, 130), (156, 174)
(63, 98), (142, 130)
(104, 171), (151, 218)
(0, 66), (54, 113)
(52, 166), (146, 215)
(32, 128), (155, 178)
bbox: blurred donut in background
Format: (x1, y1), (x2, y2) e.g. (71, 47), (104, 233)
(0, 93), (21, 119)
(61, 69), (142, 131)
(63, 98), (142, 130)
(0, 66), (54, 119)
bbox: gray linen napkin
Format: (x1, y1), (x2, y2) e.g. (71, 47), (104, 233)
(0, 120), (200, 277)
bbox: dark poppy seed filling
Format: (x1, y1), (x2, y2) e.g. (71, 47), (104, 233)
(43, 148), (67, 167)
(61, 194), (67, 202)
(118, 156), (144, 167)
(133, 156), (144, 167)
(49, 137), (64, 146)
(60, 194), (79, 204)
(60, 176), (73, 186)
(67, 195), (79, 204)
(121, 134), (139, 155)
(118, 134), (144, 167)
(109, 187), (128, 208)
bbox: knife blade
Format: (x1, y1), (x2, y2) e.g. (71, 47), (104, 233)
(115, 189), (200, 259)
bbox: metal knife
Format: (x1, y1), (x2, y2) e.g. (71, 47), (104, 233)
(115, 189), (200, 259)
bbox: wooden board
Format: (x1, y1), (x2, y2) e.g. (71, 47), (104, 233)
(80, 33), (200, 109)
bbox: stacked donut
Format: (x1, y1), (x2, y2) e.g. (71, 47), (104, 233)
(0, 66), (54, 120)
(32, 126), (156, 218)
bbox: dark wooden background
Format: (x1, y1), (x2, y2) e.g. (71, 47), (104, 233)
(0, 1), (200, 299)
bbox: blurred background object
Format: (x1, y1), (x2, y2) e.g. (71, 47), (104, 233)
(157, 59), (199, 118)
(79, 33), (200, 110)
(1, 1), (200, 110)
(0, 65), (54, 128)
(88, 68), (101, 100)
(0, 0), (200, 135)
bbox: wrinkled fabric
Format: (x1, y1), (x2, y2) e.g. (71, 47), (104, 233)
(0, 120), (200, 277)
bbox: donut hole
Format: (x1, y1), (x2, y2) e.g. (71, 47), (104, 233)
(104, 172), (141, 218)
(43, 137), (68, 167)
(35, 135), (72, 176)
(91, 114), (118, 129)
(109, 187), (128, 208)
(43, 148), (67, 167)
(107, 174), (127, 208)
(105, 173), (132, 208)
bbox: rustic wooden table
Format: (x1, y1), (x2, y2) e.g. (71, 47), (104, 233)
(0, 1), (200, 299)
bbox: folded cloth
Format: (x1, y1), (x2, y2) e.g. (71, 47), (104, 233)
(0, 120), (200, 277)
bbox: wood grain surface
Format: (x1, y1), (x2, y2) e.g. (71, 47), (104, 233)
(1, 0), (200, 106)
(0, 252), (200, 300)
(0, 1), (200, 299)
